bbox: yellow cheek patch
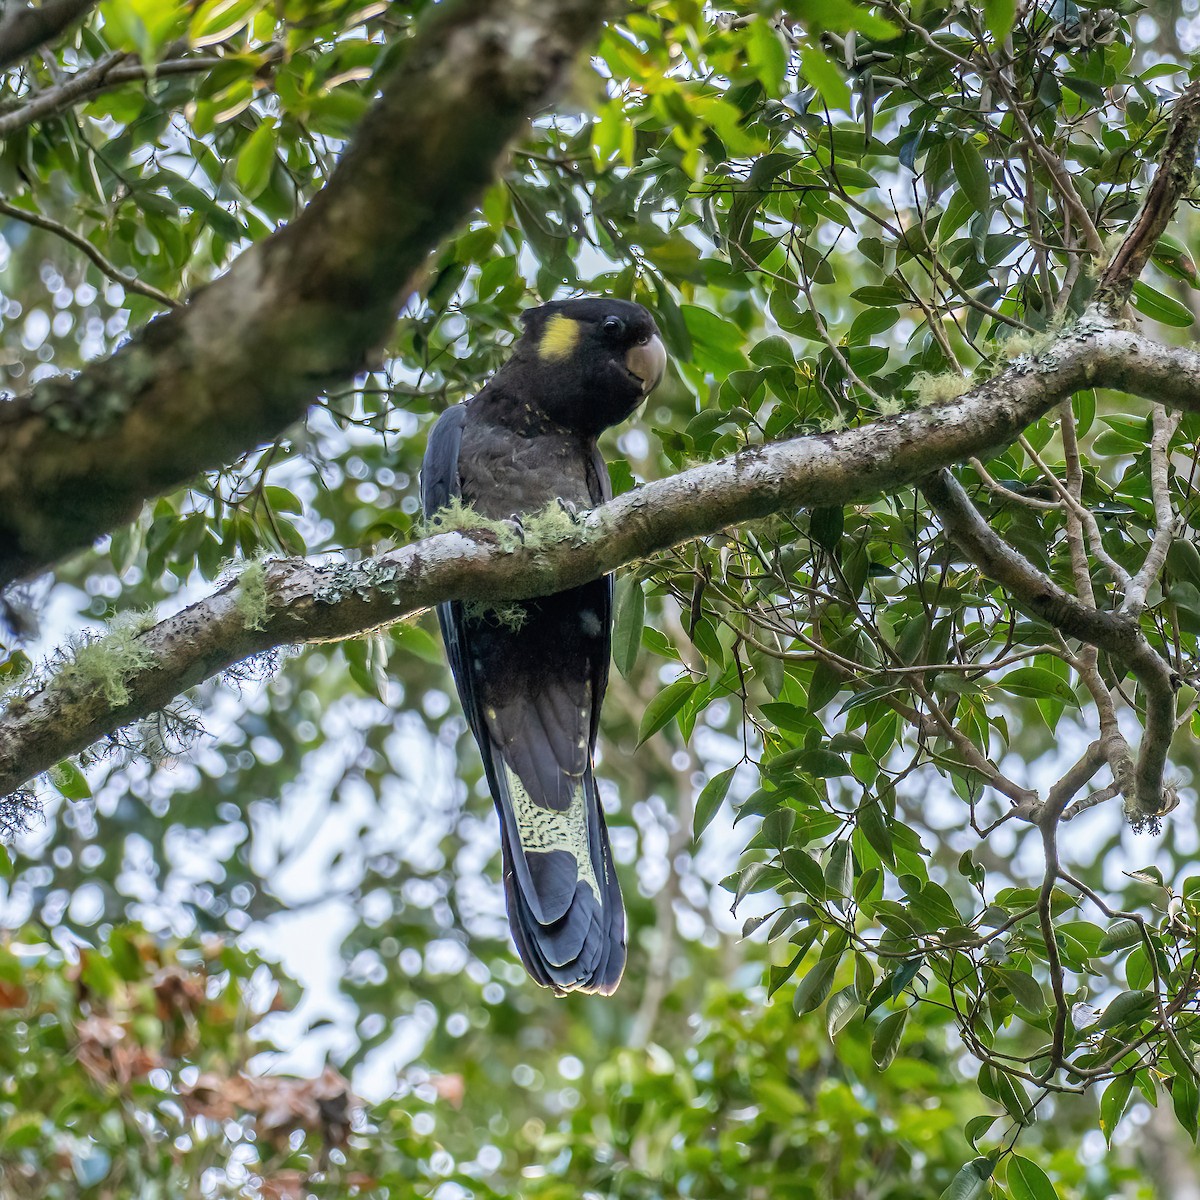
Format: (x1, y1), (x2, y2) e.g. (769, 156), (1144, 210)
(538, 314), (581, 361)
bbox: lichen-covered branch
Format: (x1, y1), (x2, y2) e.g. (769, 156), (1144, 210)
(920, 470), (1176, 826)
(3, 320), (1200, 798)
(0, 0), (610, 586)
(1095, 80), (1200, 313)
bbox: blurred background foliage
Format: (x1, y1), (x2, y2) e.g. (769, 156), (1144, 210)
(3, 0), (1200, 1195)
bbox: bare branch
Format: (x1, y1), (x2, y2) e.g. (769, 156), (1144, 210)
(1122, 405), (1182, 615)
(0, 49), (127, 137)
(0, 45), (282, 138)
(0, 0), (95, 70)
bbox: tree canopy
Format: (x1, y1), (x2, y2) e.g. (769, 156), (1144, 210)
(2, 0), (1200, 1196)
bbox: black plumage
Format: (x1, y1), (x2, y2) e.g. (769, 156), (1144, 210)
(420, 298), (666, 995)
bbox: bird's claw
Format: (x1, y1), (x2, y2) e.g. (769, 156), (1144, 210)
(504, 514), (525, 543)
(556, 497), (582, 523)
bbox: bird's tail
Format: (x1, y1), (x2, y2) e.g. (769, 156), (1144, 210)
(491, 748), (626, 995)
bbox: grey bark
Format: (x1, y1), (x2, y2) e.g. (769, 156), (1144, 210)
(1, 319), (1196, 798)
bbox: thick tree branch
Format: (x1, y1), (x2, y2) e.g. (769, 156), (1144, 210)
(0, 0), (609, 586)
(3, 321), (1200, 798)
(920, 470), (1176, 825)
(0, 0), (95, 70)
(1095, 80), (1200, 312)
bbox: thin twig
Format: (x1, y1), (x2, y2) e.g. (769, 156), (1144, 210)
(0, 197), (177, 308)
(0, 49), (126, 137)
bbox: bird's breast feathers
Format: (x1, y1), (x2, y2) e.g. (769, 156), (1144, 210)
(458, 422), (596, 518)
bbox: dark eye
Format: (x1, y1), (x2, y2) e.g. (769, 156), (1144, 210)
(602, 315), (625, 336)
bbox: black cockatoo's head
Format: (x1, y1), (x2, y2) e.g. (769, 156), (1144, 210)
(511, 298), (667, 435)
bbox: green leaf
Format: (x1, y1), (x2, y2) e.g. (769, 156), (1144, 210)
(826, 986), (859, 1037)
(48, 760), (91, 801)
(612, 577), (645, 679)
(1097, 918), (1143, 955)
(796, 747), (851, 777)
(1132, 280), (1195, 328)
(852, 283), (909, 307)
(951, 139), (991, 215)
(1099, 1075), (1134, 1145)
(391, 623), (444, 666)
(824, 841), (853, 899)
(637, 677), (697, 745)
(1172, 1072), (1200, 1142)
(749, 335), (796, 368)
(1097, 989), (1156, 1030)
(746, 18), (789, 92)
(940, 1159), (995, 1200)
(995, 667), (1078, 705)
(694, 767), (736, 840)
(235, 116), (278, 200)
(783, 848), (828, 899)
(871, 1008), (907, 1068)
(984, 0), (1017, 41)
(964, 1113), (998, 1149)
(263, 485), (302, 515)
(800, 45), (851, 112)
(1002, 969), (1045, 1015)
(1007, 1155), (1058, 1200)
(1072, 389), (1096, 437)
(793, 954), (839, 1014)
(681, 306), (747, 376)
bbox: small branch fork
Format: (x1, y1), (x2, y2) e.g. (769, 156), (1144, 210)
(905, 78), (1200, 1090)
(916, 72), (1200, 836)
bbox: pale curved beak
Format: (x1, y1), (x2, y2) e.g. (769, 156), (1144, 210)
(625, 334), (667, 395)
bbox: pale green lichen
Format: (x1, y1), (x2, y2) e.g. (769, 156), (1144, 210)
(418, 497), (523, 550)
(464, 599), (528, 631)
(55, 610), (157, 707)
(1087, 231), (1126, 280)
(313, 498), (598, 617)
(235, 558), (269, 631)
(520, 502), (587, 544)
(991, 314), (1068, 361)
(874, 395), (908, 417)
(911, 371), (973, 407)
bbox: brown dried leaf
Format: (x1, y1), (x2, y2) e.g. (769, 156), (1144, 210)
(430, 1073), (465, 1109)
(152, 965), (205, 1019)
